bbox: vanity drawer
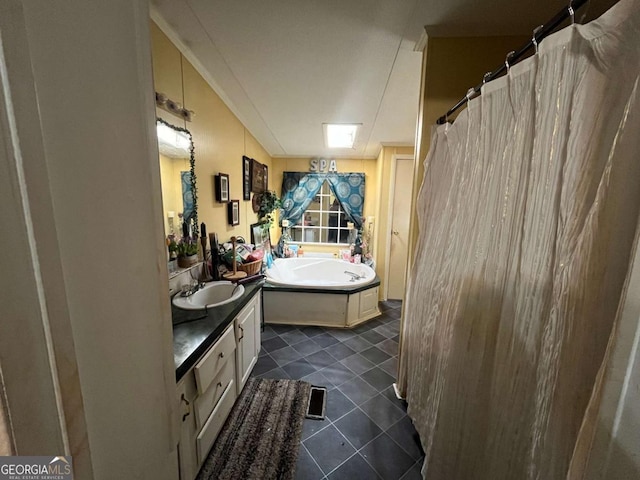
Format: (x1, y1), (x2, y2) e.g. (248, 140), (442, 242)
(194, 355), (236, 430)
(194, 324), (236, 394)
(196, 379), (235, 464)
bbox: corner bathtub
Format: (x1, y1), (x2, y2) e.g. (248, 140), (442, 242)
(263, 257), (381, 328)
(265, 257), (376, 289)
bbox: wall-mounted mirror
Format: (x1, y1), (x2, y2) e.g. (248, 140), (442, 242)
(156, 119), (197, 238)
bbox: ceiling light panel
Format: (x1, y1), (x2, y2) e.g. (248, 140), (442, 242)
(323, 123), (361, 149)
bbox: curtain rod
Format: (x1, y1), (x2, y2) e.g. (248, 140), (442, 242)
(436, 0), (588, 125)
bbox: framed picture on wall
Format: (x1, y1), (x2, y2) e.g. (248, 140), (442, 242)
(227, 200), (240, 226)
(215, 173), (229, 203)
(251, 159), (266, 193)
(242, 156), (251, 200)
(250, 221), (271, 247)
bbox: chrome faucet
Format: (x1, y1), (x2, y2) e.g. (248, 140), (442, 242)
(344, 270), (363, 282)
(180, 281), (205, 297)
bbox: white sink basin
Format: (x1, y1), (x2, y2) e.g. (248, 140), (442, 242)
(172, 281), (245, 310)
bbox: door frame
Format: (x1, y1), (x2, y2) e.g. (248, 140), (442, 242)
(384, 154), (414, 300)
(0, 0), (73, 456)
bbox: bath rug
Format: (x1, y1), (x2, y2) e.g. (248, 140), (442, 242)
(197, 378), (311, 480)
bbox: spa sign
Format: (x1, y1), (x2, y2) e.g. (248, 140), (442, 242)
(309, 158), (337, 173)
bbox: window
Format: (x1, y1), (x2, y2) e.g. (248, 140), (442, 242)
(289, 180), (353, 244)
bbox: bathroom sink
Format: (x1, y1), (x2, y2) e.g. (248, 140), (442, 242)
(172, 281), (245, 310)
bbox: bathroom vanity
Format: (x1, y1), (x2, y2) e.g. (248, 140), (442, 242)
(173, 282), (262, 480)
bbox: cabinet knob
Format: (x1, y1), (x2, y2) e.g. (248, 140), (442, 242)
(238, 325), (244, 341)
(219, 352), (224, 359)
(217, 382), (223, 388)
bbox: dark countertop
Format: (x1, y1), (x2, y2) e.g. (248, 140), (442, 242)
(172, 281), (263, 382)
(262, 275), (381, 295)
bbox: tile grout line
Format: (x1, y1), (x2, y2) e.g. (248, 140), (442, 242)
(259, 305), (408, 479)
(313, 425), (363, 478)
(350, 428), (416, 480)
(405, 457), (425, 479)
(299, 442), (325, 479)
(382, 413), (425, 461)
(304, 397), (411, 477)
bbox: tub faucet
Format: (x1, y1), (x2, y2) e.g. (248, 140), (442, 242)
(344, 270), (363, 282)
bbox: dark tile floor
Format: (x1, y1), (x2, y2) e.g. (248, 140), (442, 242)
(251, 300), (424, 480)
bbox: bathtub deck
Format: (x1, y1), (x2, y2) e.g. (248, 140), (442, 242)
(263, 277), (381, 328)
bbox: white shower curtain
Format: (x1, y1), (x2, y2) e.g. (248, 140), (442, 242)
(400, 1), (640, 478)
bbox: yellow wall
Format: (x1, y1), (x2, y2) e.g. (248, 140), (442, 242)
(151, 23), (272, 244)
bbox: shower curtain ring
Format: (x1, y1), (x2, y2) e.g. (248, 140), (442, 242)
(532, 25), (543, 54)
(505, 51), (515, 72)
(466, 88), (474, 102)
(568, 1), (575, 24)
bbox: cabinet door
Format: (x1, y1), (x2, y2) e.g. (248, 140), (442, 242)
(359, 286), (379, 319)
(177, 379), (198, 480)
(235, 295), (259, 394)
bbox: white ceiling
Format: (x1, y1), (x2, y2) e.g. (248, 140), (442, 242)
(150, 0), (618, 159)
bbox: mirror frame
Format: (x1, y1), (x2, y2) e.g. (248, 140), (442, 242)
(157, 118), (198, 237)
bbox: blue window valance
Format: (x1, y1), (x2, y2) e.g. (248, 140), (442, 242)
(280, 172), (365, 229)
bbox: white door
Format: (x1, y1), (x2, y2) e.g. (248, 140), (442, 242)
(387, 158), (413, 300)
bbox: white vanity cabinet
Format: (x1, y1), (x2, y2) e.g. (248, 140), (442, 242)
(176, 290), (262, 480)
(176, 323), (237, 480)
(235, 291), (262, 395)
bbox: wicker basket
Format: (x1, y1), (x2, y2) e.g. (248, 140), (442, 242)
(238, 259), (262, 275)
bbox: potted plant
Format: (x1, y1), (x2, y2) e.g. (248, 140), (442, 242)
(257, 190), (281, 228)
(176, 237), (199, 268)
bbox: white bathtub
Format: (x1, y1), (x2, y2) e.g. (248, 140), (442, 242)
(265, 257), (375, 289)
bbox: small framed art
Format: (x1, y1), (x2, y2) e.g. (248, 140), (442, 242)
(251, 159), (266, 193)
(215, 173), (229, 203)
(242, 156), (251, 200)
(227, 200), (240, 226)
(250, 221), (271, 247)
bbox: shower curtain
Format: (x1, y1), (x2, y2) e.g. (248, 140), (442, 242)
(400, 1), (640, 478)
